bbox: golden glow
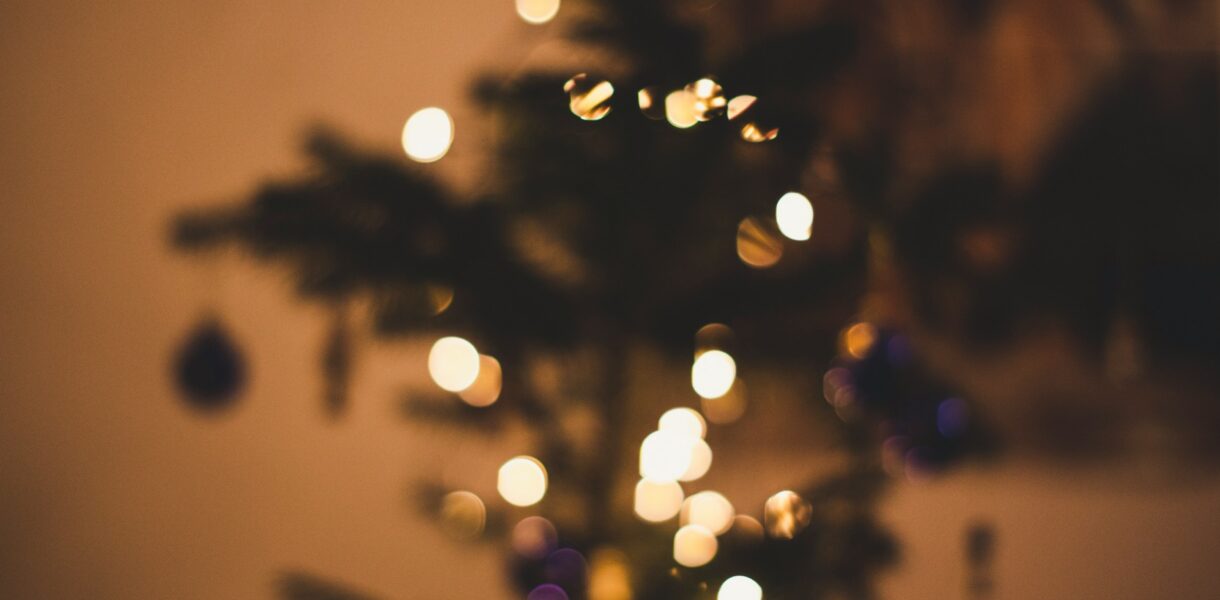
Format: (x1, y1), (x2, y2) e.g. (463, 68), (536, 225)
(565, 74), (614, 121)
(428, 336), (481, 392)
(688, 78), (726, 121)
(701, 378), (747, 424)
(729, 515), (764, 540)
(498, 456), (548, 507)
(679, 438), (712, 481)
(842, 322), (878, 359)
(659, 407), (707, 439)
(665, 90), (699, 129)
(726, 95), (756, 120)
(638, 87), (665, 120)
(691, 350), (736, 399)
(440, 491), (486, 540)
(673, 524), (718, 567)
(740, 122), (779, 142)
(681, 491), (734, 535)
(639, 430), (694, 482)
(458, 354), (502, 407)
(775, 192), (813, 241)
(426, 284), (454, 316)
(633, 479), (684, 522)
(516, 0), (561, 24)
(736, 217), (783, 268)
(764, 490), (812, 539)
(402, 107), (454, 163)
(718, 575), (763, 600)
(589, 548), (633, 600)
(512, 516), (558, 558)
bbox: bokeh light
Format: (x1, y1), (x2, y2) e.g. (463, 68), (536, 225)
(428, 336), (481, 392)
(439, 491), (486, 540)
(681, 491), (734, 535)
(458, 354), (502, 407)
(588, 548), (632, 600)
(634, 479), (685, 522)
(402, 107), (454, 163)
(937, 397), (969, 437)
(726, 95), (756, 120)
(736, 217), (783, 268)
(775, 192), (813, 241)
(516, 0), (561, 24)
(638, 87), (666, 120)
(673, 524), (718, 567)
(691, 350), (736, 399)
(842, 322), (878, 359)
(512, 516), (559, 558)
(729, 515), (764, 541)
(679, 438), (713, 481)
(640, 430), (695, 482)
(695, 323), (734, 354)
(565, 74), (614, 121)
(528, 584), (569, 600)
(764, 490), (812, 539)
(659, 407), (707, 439)
(665, 90), (699, 128)
(498, 455), (548, 507)
(688, 78), (727, 121)
(718, 575), (763, 600)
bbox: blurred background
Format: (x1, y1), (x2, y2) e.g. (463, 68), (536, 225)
(1, 1), (1217, 599)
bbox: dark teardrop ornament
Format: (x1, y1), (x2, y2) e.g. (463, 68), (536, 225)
(174, 317), (247, 411)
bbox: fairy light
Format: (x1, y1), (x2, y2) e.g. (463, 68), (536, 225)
(634, 479), (684, 522)
(681, 491), (734, 535)
(775, 192), (813, 241)
(402, 107), (454, 163)
(692, 350), (736, 399)
(659, 407), (707, 439)
(673, 524), (718, 567)
(639, 430), (695, 482)
(718, 575), (763, 600)
(498, 456), (548, 507)
(428, 336), (481, 392)
(516, 0), (561, 24)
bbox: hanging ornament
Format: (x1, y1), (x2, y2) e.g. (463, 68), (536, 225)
(173, 316), (246, 412)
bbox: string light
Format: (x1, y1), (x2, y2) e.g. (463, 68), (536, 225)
(718, 576), (763, 600)
(498, 456), (549, 507)
(764, 490), (812, 539)
(634, 479), (684, 522)
(659, 407), (707, 439)
(640, 430), (695, 482)
(775, 192), (813, 241)
(673, 524), (718, 567)
(402, 107), (454, 163)
(428, 336), (481, 392)
(679, 437), (713, 481)
(665, 90), (699, 128)
(691, 350), (736, 399)
(516, 0), (561, 24)
(458, 354), (502, 407)
(681, 491), (734, 535)
(565, 74), (614, 120)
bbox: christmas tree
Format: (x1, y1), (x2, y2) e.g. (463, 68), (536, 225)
(171, 1), (1216, 598)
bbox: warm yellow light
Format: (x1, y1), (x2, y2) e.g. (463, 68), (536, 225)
(665, 90), (698, 128)
(718, 575), (763, 600)
(842, 322), (878, 359)
(726, 95), (757, 120)
(764, 490), (812, 539)
(633, 479), (684, 522)
(659, 407), (707, 439)
(458, 354), (502, 407)
(639, 430), (694, 483)
(679, 438), (712, 482)
(692, 350), (736, 399)
(681, 491), (734, 535)
(589, 548), (633, 600)
(673, 524), (718, 567)
(428, 336), (481, 392)
(402, 107), (454, 163)
(740, 123), (779, 143)
(498, 456), (548, 507)
(565, 74), (614, 121)
(736, 217), (783, 268)
(729, 515), (764, 541)
(440, 491), (486, 540)
(775, 192), (813, 241)
(701, 378), (747, 425)
(516, 0), (561, 24)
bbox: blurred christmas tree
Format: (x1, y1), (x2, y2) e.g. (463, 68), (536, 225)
(172, 0), (1216, 598)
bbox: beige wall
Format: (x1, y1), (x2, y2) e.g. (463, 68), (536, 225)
(2, 2), (1219, 599)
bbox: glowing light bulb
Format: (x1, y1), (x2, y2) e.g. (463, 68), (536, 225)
(639, 430), (694, 482)
(775, 192), (813, 241)
(498, 456), (548, 507)
(718, 575), (763, 600)
(516, 0), (561, 24)
(681, 491), (734, 535)
(673, 524), (718, 567)
(634, 479), (684, 522)
(428, 336), (481, 392)
(402, 107), (453, 163)
(659, 407), (707, 439)
(458, 354), (502, 407)
(679, 438), (712, 482)
(692, 350), (736, 399)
